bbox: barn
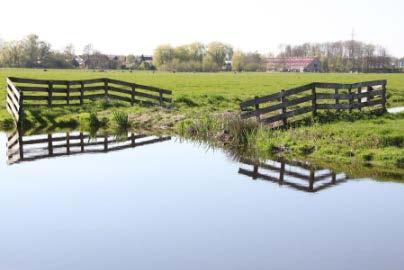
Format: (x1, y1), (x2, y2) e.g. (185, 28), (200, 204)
(266, 57), (321, 72)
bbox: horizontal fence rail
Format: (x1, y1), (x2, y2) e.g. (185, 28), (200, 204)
(238, 158), (348, 193)
(6, 77), (173, 122)
(6, 130), (171, 165)
(240, 80), (387, 126)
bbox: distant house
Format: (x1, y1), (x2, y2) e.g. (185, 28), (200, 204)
(266, 57), (321, 72)
(399, 59), (404, 69)
(74, 56), (85, 68)
(140, 55), (153, 64)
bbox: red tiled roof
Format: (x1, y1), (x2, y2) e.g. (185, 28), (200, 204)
(266, 57), (317, 69)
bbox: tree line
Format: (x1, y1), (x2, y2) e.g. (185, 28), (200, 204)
(153, 42), (269, 72)
(0, 34), (402, 72)
(0, 34), (155, 70)
(278, 41), (396, 72)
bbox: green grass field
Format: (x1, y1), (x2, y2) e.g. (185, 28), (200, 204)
(1, 68), (403, 128)
(0, 68), (403, 178)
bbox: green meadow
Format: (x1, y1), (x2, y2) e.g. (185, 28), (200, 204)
(0, 68), (403, 177)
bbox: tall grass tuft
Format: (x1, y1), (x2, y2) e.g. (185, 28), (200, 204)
(89, 112), (100, 128)
(113, 111), (130, 129)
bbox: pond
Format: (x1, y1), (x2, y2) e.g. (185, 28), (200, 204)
(1, 130), (404, 270)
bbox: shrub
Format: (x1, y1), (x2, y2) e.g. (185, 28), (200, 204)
(397, 157), (404, 168)
(0, 118), (15, 130)
(89, 112), (100, 128)
(381, 135), (404, 147)
(362, 153), (374, 162)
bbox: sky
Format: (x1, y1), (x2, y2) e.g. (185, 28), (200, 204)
(0, 0), (403, 57)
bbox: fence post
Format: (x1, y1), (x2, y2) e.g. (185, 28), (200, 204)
(48, 134), (53, 156)
(18, 128), (24, 160)
(66, 82), (70, 105)
(252, 164), (258, 180)
(279, 161), (285, 185)
(131, 86), (135, 105)
(104, 79), (109, 100)
(311, 85), (317, 116)
(348, 87), (353, 113)
(280, 90), (287, 126)
(367, 85), (373, 102)
(254, 96), (260, 121)
(381, 81), (387, 112)
(335, 88), (340, 112)
(80, 82), (84, 105)
(159, 90), (163, 107)
(48, 82), (53, 107)
(80, 132), (84, 152)
(18, 90), (24, 123)
(309, 169), (315, 192)
(131, 133), (135, 146)
(66, 132), (70, 154)
(357, 87), (362, 111)
(104, 136), (108, 152)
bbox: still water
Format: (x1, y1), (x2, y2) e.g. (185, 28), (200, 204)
(1, 131), (404, 270)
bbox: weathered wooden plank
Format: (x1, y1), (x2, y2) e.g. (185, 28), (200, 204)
(18, 86), (49, 92)
(9, 77), (108, 85)
(108, 85), (132, 95)
(7, 130), (19, 141)
(23, 95), (48, 101)
(83, 86), (105, 91)
(135, 84), (172, 95)
(316, 103), (352, 110)
(7, 99), (20, 120)
(350, 80), (386, 88)
(240, 92), (282, 108)
(107, 78), (134, 88)
(284, 83), (315, 97)
(314, 82), (352, 89)
(261, 106), (313, 124)
(7, 90), (20, 110)
(354, 89), (383, 99)
(241, 84), (313, 108)
(8, 77), (49, 84)
(135, 91), (172, 103)
(316, 89), (382, 101)
(351, 99), (384, 109)
(7, 83), (21, 100)
(316, 93), (352, 100)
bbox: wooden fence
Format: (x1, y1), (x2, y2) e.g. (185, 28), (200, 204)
(7, 130), (171, 165)
(240, 80), (387, 126)
(238, 158), (348, 193)
(6, 77), (173, 122)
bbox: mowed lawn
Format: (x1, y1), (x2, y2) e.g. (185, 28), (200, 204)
(1, 68), (404, 121)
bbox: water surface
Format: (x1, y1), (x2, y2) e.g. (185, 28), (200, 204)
(1, 131), (404, 270)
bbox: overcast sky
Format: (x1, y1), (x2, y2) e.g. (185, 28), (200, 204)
(1, 0), (402, 56)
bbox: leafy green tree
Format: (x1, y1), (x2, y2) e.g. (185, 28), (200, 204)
(174, 45), (191, 62)
(153, 44), (175, 67)
(205, 42), (233, 69)
(232, 50), (246, 71)
(187, 42), (206, 62)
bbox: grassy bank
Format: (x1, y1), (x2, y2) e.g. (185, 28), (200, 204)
(0, 69), (403, 178)
(1, 68), (404, 129)
(178, 111), (404, 181)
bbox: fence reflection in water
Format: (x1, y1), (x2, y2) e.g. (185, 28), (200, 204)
(6, 130), (171, 165)
(239, 158), (348, 193)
